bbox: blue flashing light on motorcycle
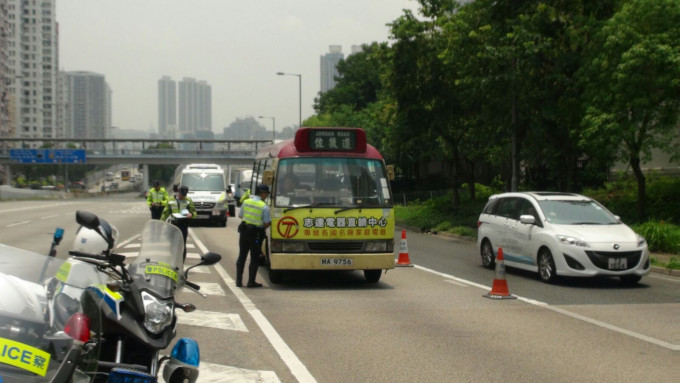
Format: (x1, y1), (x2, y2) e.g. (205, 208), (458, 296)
(171, 338), (200, 367)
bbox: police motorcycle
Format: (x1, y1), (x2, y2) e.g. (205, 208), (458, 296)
(0, 239), (105, 382)
(58, 211), (221, 383)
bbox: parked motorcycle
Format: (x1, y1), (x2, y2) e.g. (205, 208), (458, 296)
(0, 240), (104, 382)
(64, 211), (221, 383)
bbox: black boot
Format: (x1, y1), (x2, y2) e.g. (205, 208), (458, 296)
(247, 262), (262, 287)
(236, 264), (244, 287)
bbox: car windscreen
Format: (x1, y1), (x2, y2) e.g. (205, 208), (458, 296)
(538, 200), (620, 225)
(181, 173), (225, 191)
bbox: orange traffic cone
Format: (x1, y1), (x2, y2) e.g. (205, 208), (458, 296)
(396, 229), (413, 267)
(484, 247), (516, 299)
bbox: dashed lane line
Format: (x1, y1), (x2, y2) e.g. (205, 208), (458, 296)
(6, 220), (31, 227)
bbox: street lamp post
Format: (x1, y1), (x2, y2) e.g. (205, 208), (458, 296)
(276, 72), (301, 128)
(258, 116), (276, 143)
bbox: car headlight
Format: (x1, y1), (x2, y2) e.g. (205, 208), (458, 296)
(141, 291), (173, 334)
(556, 235), (590, 248)
(637, 235), (647, 247)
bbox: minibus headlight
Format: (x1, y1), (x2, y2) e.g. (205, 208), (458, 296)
(271, 241), (305, 252)
(366, 241), (391, 252)
(282, 242), (305, 252)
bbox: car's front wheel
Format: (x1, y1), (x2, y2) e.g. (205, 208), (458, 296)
(538, 248), (558, 283)
(480, 240), (496, 269)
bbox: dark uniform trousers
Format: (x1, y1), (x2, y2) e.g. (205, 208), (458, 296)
(236, 225), (264, 285)
(150, 205), (164, 220)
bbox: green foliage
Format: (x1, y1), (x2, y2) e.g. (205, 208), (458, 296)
(633, 221), (680, 254)
(307, 0), (679, 211)
(668, 257), (680, 270)
(395, 185), (491, 235)
(584, 175), (680, 224)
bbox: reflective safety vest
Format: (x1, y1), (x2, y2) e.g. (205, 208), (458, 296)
(242, 198), (266, 227)
(147, 187), (168, 206)
(167, 197), (194, 214)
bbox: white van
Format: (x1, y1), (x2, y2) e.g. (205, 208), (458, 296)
(173, 164), (236, 226)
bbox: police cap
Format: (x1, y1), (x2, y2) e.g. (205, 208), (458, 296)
(255, 183), (270, 194)
(179, 185), (189, 196)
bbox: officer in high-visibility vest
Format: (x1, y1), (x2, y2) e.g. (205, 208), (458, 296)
(236, 183), (271, 287)
(146, 180), (169, 220)
(161, 185), (196, 261)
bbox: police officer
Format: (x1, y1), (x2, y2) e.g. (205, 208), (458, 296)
(236, 183), (271, 287)
(161, 185), (196, 261)
(146, 180), (169, 220)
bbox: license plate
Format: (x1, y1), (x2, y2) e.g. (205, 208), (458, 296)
(608, 257), (627, 270)
(212, 209), (221, 216)
(321, 258), (353, 266)
(194, 214), (209, 219)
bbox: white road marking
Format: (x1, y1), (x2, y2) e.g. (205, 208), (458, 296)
(443, 279), (469, 287)
(649, 273), (680, 283)
(123, 243), (141, 248)
(7, 220), (31, 227)
(189, 229), (315, 383)
(158, 362), (280, 383)
(117, 252), (139, 258)
(186, 243), (195, 249)
(186, 252), (201, 259)
(0, 202), (79, 214)
(414, 264), (679, 351)
(182, 282), (225, 296)
(40, 214), (59, 220)
(116, 234), (140, 248)
(175, 310), (247, 332)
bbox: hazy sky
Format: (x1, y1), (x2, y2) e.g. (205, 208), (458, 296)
(57, 0), (420, 134)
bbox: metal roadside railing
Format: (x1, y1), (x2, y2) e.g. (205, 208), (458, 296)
(392, 189), (447, 206)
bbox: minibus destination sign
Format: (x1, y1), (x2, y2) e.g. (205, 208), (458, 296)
(308, 129), (357, 151)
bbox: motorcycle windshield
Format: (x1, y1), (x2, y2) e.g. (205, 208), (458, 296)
(0, 243), (103, 381)
(130, 220), (186, 299)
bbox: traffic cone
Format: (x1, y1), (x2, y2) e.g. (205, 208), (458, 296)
(483, 247), (516, 299)
(395, 229), (413, 267)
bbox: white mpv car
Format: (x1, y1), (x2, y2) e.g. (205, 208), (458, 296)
(476, 192), (650, 284)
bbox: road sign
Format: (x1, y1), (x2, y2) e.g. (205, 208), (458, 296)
(9, 149), (87, 164)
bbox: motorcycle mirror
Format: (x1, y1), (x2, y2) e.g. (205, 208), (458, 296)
(185, 252), (222, 276)
(53, 227), (64, 244)
(200, 252), (222, 265)
(76, 210), (100, 230)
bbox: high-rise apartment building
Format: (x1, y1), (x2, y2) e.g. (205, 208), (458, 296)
(62, 71), (111, 140)
(0, 0), (13, 143)
(158, 75), (177, 138)
(320, 45), (344, 93)
(3, 0), (59, 145)
(178, 77), (211, 135)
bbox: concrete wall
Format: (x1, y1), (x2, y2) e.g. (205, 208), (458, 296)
(0, 185), (67, 200)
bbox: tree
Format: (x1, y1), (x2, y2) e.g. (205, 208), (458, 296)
(581, 0), (680, 220)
